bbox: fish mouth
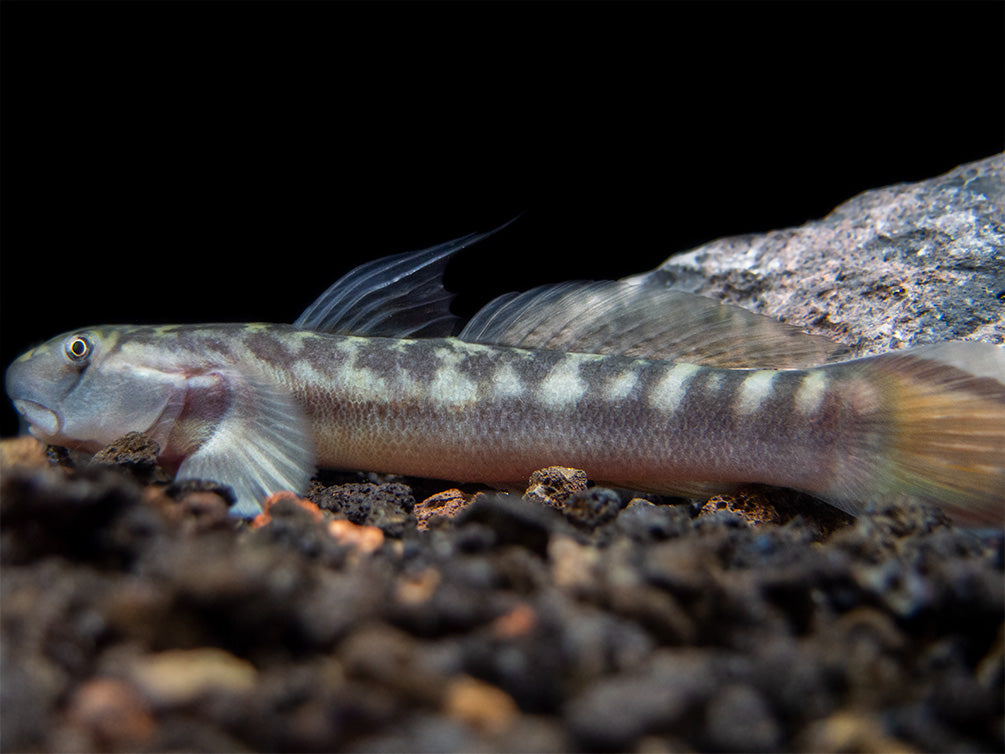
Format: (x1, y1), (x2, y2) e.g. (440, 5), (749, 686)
(12, 399), (60, 438)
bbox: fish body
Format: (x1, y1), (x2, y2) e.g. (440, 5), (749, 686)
(7, 230), (1005, 524)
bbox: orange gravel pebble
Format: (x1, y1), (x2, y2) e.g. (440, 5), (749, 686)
(251, 491), (324, 528)
(327, 519), (385, 553)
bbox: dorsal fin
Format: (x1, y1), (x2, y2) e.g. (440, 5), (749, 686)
(459, 280), (849, 368)
(294, 221), (514, 337)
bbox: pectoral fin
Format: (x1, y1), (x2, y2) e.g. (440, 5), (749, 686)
(174, 369), (316, 517)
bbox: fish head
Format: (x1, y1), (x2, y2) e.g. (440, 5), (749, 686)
(6, 327), (184, 453)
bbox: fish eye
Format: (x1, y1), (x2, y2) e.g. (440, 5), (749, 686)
(64, 335), (91, 362)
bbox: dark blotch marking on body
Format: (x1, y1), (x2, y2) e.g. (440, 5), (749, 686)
(245, 330), (297, 365)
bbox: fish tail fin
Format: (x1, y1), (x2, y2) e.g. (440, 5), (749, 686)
(826, 343), (1005, 526)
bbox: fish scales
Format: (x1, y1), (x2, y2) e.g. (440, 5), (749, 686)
(21, 323), (860, 491)
(6, 227), (1004, 523)
(187, 325), (871, 497)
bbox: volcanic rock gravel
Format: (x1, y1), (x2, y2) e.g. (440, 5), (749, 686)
(1, 435), (1001, 753)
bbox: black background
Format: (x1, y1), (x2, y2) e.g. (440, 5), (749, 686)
(2, 1), (1003, 437)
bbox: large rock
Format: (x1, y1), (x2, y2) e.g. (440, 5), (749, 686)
(633, 154), (1004, 357)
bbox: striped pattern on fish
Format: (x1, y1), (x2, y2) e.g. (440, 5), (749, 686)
(6, 227), (1004, 524)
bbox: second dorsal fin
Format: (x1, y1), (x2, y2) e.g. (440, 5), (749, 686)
(459, 280), (849, 368)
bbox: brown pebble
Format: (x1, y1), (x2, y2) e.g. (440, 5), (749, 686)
(549, 535), (600, 593)
(415, 488), (474, 530)
(90, 431), (170, 483)
(394, 567), (442, 606)
(444, 675), (520, 735)
(0, 436), (49, 470)
(700, 491), (781, 525)
(340, 624), (451, 703)
(128, 648), (257, 707)
(145, 485), (233, 530)
(796, 711), (916, 753)
(178, 490), (232, 523)
(524, 466), (590, 507)
(491, 602), (538, 640)
(65, 677), (155, 747)
(976, 623), (1004, 690)
(100, 582), (173, 649)
(90, 431), (160, 466)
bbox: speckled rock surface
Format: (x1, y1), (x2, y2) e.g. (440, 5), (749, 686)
(634, 154), (1005, 356)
